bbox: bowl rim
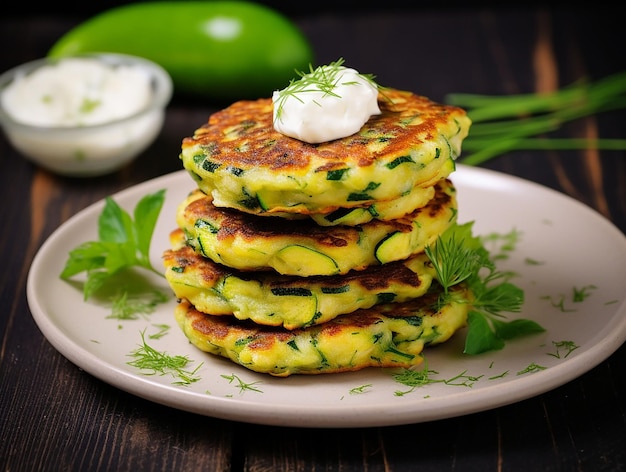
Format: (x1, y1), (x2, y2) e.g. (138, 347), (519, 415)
(0, 52), (173, 133)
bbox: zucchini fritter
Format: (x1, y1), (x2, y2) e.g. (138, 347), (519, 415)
(164, 228), (438, 329)
(177, 179), (458, 276)
(174, 284), (470, 377)
(251, 181), (437, 226)
(180, 88), (470, 215)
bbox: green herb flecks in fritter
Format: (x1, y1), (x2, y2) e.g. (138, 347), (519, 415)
(164, 228), (438, 329)
(174, 283), (470, 377)
(176, 179), (458, 276)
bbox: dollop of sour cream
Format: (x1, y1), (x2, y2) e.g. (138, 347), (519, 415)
(1, 58), (152, 127)
(272, 62), (381, 143)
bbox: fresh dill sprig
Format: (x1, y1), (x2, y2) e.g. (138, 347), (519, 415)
(480, 229), (522, 261)
(425, 222), (545, 355)
(221, 374), (263, 394)
(149, 324), (171, 340)
(108, 289), (169, 320)
(392, 363), (439, 395)
(547, 340), (579, 359)
(349, 384), (373, 395)
(274, 58), (378, 122)
(127, 330), (202, 386)
(392, 362), (483, 396)
(517, 362), (547, 375)
(424, 231), (486, 295)
(572, 285), (596, 302)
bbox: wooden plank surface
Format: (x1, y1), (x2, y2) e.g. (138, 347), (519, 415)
(1, 5), (624, 471)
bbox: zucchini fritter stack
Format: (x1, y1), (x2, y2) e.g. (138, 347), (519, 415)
(163, 88), (472, 376)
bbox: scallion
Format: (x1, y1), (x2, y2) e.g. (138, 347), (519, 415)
(445, 71), (626, 165)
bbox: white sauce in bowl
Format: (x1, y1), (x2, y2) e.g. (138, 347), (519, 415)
(0, 54), (172, 177)
(1, 58), (152, 127)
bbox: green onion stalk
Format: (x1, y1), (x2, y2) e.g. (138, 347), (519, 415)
(445, 71), (626, 165)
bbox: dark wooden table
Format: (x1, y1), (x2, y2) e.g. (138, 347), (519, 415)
(2, 4), (625, 471)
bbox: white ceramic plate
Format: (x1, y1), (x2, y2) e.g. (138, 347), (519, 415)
(27, 165), (626, 428)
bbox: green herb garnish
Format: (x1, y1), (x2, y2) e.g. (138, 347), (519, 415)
(221, 374), (263, 394)
(541, 294), (576, 313)
(488, 371), (509, 380)
(149, 324), (171, 340)
(516, 362), (547, 375)
(392, 363), (483, 396)
(60, 190), (166, 300)
(349, 384), (373, 395)
(392, 364), (437, 395)
(425, 222), (545, 355)
(127, 330), (202, 386)
(547, 340), (579, 359)
(445, 70), (626, 165)
(273, 57), (378, 122)
(541, 284), (596, 313)
(108, 289), (169, 320)
(572, 285), (596, 302)
(79, 97), (101, 114)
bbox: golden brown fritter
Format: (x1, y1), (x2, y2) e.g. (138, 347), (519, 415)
(247, 182), (437, 227)
(163, 228), (439, 329)
(180, 88), (470, 215)
(176, 178), (458, 276)
(174, 284), (470, 377)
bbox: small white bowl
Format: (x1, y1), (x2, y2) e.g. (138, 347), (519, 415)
(0, 53), (173, 177)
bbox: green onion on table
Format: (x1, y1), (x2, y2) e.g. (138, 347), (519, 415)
(445, 71), (626, 165)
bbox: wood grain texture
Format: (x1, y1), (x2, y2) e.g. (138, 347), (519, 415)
(1, 6), (624, 472)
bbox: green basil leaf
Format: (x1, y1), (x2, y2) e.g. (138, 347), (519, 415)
(99, 197), (133, 244)
(463, 311), (505, 355)
(492, 318), (545, 340)
(60, 241), (108, 278)
(133, 190), (166, 263)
